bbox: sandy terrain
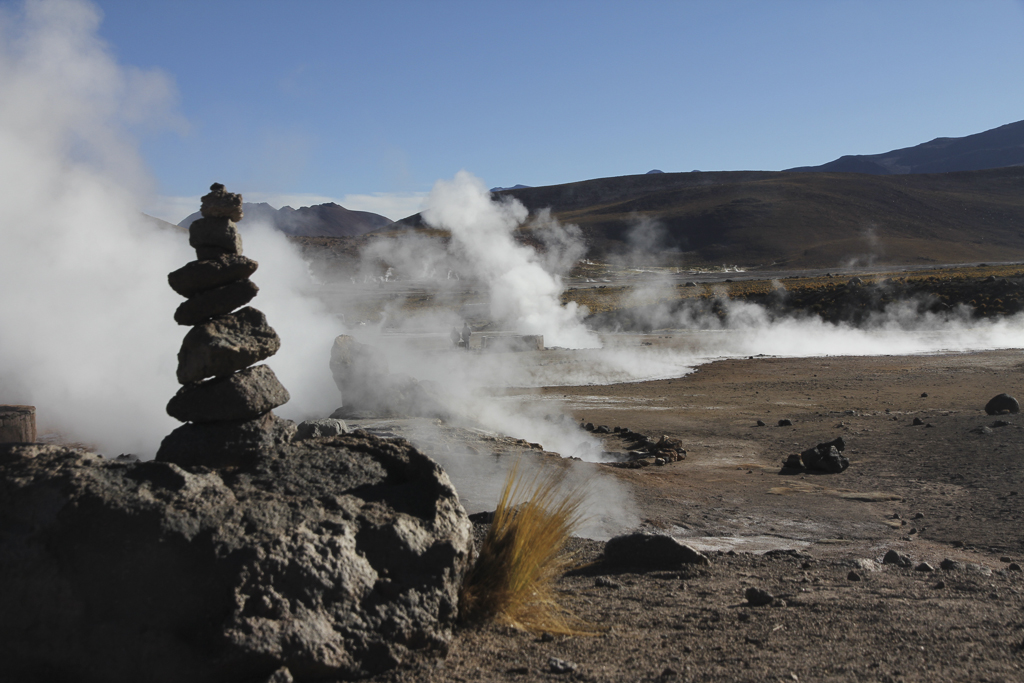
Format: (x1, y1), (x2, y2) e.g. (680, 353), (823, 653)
(367, 348), (1024, 682)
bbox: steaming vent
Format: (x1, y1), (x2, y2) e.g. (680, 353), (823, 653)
(156, 184), (294, 467)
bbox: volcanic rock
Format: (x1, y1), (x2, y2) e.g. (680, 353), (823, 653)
(168, 255), (259, 298)
(882, 550), (913, 567)
(295, 418), (348, 440)
(166, 365), (289, 423)
(0, 434), (471, 682)
(603, 532), (710, 569)
(157, 411), (296, 468)
(174, 279), (259, 326)
(189, 217), (243, 257)
(200, 182), (243, 222)
(177, 307), (281, 384)
(800, 437), (849, 473)
(745, 587), (774, 606)
(985, 393), (1020, 415)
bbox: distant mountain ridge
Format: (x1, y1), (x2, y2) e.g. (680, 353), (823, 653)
(178, 202), (391, 238)
(787, 119), (1024, 175)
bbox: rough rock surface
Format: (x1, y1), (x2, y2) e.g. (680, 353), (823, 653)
(157, 411), (296, 468)
(200, 182), (244, 222)
(985, 393), (1020, 415)
(166, 365), (290, 423)
(295, 418), (348, 440)
(0, 433), (472, 683)
(174, 278), (259, 325)
(177, 307), (281, 384)
(800, 437), (850, 473)
(602, 532), (710, 569)
(168, 254), (259, 297)
(189, 217), (243, 256)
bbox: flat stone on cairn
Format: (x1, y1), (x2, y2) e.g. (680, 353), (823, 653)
(158, 183), (290, 466)
(0, 405), (36, 443)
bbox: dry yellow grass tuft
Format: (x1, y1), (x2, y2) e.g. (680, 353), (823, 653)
(458, 459), (596, 634)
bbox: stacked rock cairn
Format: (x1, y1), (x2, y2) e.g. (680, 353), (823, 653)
(157, 183), (291, 465)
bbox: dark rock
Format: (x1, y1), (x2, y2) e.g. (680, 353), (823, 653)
(0, 433), (470, 682)
(847, 571), (862, 581)
(594, 577), (620, 589)
(744, 587), (773, 606)
(0, 405), (36, 443)
(156, 412), (296, 468)
(294, 418), (348, 440)
(940, 559), (964, 571)
(993, 420), (1011, 427)
(985, 393), (1020, 415)
(548, 657), (576, 674)
(933, 581), (946, 589)
(915, 562), (935, 572)
(200, 182), (244, 222)
(594, 425), (611, 434)
(782, 453), (803, 469)
(756, 419), (766, 427)
(189, 217), (243, 255)
(585, 422), (595, 431)
(168, 255), (259, 298)
(778, 419), (793, 426)
(177, 307), (281, 384)
(912, 417), (925, 426)
(882, 550), (912, 567)
(800, 438), (849, 473)
(603, 532), (710, 569)
(1010, 563), (1022, 571)
(970, 426), (994, 435)
(539, 632), (555, 643)
(174, 279), (259, 326)
(263, 668), (293, 683)
(921, 392), (928, 397)
(167, 365), (290, 423)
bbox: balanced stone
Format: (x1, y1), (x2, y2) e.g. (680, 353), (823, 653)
(189, 217), (242, 256)
(167, 365), (289, 423)
(174, 279), (259, 326)
(200, 182), (243, 222)
(168, 255), (258, 297)
(177, 307), (281, 384)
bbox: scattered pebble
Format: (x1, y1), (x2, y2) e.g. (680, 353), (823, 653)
(1009, 563), (1022, 572)
(778, 419), (793, 426)
(940, 558), (964, 571)
(915, 562), (934, 572)
(847, 571), (862, 581)
(882, 550), (912, 567)
(912, 417), (924, 426)
(933, 580), (946, 589)
(540, 632), (555, 643)
(756, 420), (766, 427)
(548, 657), (576, 674)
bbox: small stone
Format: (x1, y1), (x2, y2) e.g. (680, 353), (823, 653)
(263, 667), (293, 683)
(594, 577), (620, 589)
(847, 571), (862, 581)
(585, 422), (595, 431)
(174, 279), (258, 325)
(1000, 556), (1012, 563)
(882, 550), (912, 567)
(992, 420), (1011, 428)
(654, 457), (666, 466)
(539, 632), (555, 643)
(783, 453), (803, 469)
(921, 392), (928, 397)
(970, 426), (993, 435)
(912, 417), (924, 426)
(200, 182), (243, 221)
(913, 512), (924, 519)
(547, 657), (575, 674)
(915, 562), (934, 572)
(594, 425), (611, 434)
(933, 580), (945, 589)
(168, 255), (258, 297)
(744, 587), (773, 606)
(778, 419), (793, 426)
(985, 393), (1020, 415)
(738, 612), (751, 622)
(939, 558), (963, 571)
(1009, 563), (1022, 572)
(189, 217), (243, 256)
(661, 667), (678, 678)
(756, 419), (766, 427)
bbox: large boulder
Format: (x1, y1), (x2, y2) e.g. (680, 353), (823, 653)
(0, 432), (472, 682)
(177, 307), (281, 384)
(985, 393), (1020, 415)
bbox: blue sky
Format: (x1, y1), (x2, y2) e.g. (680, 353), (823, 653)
(58, 0), (1024, 220)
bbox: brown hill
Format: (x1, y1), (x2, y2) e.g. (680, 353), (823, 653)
(392, 167), (1024, 269)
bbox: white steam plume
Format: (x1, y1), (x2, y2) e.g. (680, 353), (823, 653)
(421, 171), (599, 349)
(0, 0), (190, 455)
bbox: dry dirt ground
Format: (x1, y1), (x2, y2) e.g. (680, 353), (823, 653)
(369, 349), (1024, 683)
